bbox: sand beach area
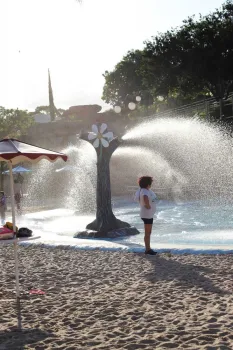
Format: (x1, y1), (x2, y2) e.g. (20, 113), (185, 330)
(0, 245), (233, 349)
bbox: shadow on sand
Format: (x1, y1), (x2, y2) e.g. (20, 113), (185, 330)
(0, 328), (53, 350)
(109, 238), (232, 295)
(136, 253), (230, 295)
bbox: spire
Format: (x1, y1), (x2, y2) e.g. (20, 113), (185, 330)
(48, 69), (56, 121)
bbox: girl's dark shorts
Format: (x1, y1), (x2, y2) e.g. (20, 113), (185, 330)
(141, 218), (153, 224)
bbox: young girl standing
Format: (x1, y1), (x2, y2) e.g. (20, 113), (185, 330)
(135, 176), (157, 255)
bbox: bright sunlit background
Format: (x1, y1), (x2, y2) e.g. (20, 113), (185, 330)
(1, 0), (223, 110)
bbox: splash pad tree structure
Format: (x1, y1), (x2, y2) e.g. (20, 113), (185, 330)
(75, 123), (139, 238)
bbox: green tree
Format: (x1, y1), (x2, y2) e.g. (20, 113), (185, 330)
(0, 107), (35, 189)
(33, 105), (65, 117)
(34, 105), (50, 114)
(48, 69), (56, 121)
(102, 50), (151, 106)
(147, 0), (233, 109)
(0, 107), (34, 138)
(102, 0), (233, 119)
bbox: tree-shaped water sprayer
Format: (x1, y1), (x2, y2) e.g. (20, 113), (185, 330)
(76, 122), (139, 238)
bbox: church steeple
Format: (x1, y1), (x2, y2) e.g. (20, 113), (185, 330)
(48, 69), (56, 121)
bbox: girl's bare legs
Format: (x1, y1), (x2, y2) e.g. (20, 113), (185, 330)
(144, 224), (152, 251)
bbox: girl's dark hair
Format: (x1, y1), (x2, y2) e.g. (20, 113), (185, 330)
(138, 176), (153, 189)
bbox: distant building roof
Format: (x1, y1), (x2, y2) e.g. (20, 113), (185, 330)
(33, 113), (51, 124)
(63, 105), (102, 117)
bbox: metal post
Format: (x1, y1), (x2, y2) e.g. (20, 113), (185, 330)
(8, 161), (21, 330)
(231, 96), (233, 117)
(219, 98), (224, 120)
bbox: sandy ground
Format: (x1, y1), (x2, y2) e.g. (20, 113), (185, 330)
(0, 246), (233, 349)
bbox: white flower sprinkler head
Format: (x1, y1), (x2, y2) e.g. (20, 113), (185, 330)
(88, 123), (114, 148)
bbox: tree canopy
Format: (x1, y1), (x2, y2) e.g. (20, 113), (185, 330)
(102, 1), (233, 111)
(0, 107), (34, 138)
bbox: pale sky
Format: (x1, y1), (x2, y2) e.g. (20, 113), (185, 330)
(1, 0), (224, 111)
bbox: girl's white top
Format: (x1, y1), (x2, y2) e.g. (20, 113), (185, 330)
(135, 188), (157, 219)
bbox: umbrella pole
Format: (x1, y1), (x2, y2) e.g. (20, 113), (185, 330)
(8, 161), (21, 330)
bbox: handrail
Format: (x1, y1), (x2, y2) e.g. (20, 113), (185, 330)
(146, 93), (233, 120)
(126, 184), (233, 193)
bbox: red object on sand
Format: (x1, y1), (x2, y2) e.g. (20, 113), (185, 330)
(0, 227), (14, 240)
(29, 289), (45, 295)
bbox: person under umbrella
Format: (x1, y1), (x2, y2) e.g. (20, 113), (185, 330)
(14, 178), (22, 214)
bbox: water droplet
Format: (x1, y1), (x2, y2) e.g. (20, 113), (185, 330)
(158, 96), (164, 102)
(128, 102), (136, 110)
(114, 106), (121, 114)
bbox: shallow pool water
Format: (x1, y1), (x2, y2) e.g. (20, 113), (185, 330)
(12, 197), (233, 253)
